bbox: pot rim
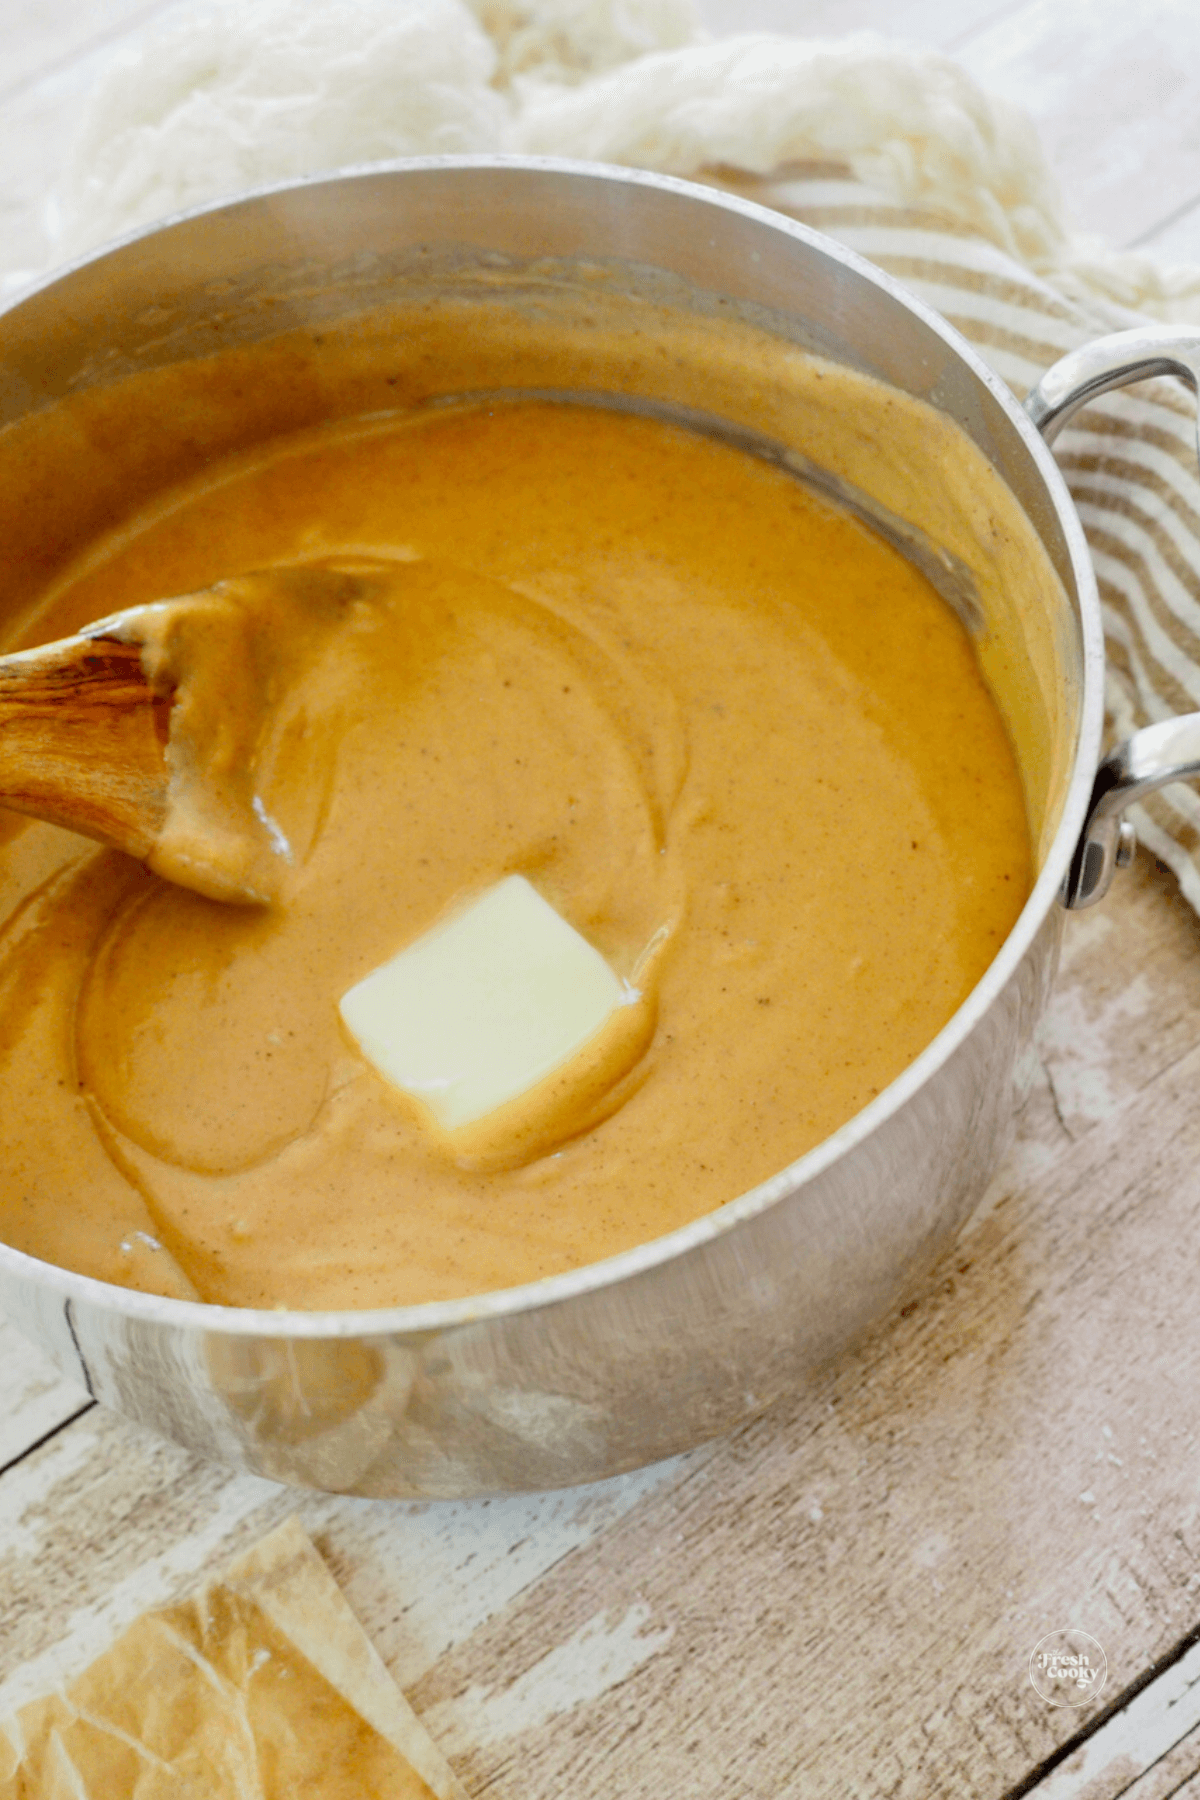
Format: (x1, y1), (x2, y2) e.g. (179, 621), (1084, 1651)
(0, 154), (1107, 1341)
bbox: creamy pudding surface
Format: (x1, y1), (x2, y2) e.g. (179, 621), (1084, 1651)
(0, 304), (1036, 1310)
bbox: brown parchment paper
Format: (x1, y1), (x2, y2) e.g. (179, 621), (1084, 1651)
(0, 1517), (468, 1800)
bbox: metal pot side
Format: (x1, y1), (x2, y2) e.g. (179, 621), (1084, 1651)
(0, 160), (1107, 1497)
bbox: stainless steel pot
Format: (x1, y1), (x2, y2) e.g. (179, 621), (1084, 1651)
(1, 158), (1196, 1499)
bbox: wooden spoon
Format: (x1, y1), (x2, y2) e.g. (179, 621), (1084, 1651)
(0, 562), (392, 904)
(0, 626), (171, 860)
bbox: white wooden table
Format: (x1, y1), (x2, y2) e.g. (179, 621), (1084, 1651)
(6, 4), (1200, 1795)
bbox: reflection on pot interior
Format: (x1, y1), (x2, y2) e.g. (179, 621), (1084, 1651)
(0, 287), (1059, 1311)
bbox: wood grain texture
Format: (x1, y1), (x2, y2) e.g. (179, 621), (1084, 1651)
(0, 1318), (90, 1473)
(952, 0), (1200, 247)
(697, 0), (1200, 256)
(1035, 846), (1200, 1137)
(0, 633), (166, 854)
(694, 0), (1017, 50)
(0, 1400), (690, 1724)
(1138, 198), (1200, 265)
(1125, 1744), (1200, 1800)
(0, 1), (180, 279)
(0, 0), (180, 103)
(1031, 1633), (1200, 1796)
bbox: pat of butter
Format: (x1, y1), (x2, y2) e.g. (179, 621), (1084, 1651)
(339, 875), (633, 1131)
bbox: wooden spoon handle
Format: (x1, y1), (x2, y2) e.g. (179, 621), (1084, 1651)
(0, 633), (170, 856)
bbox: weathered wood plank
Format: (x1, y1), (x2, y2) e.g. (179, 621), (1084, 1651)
(694, 0), (1017, 49)
(699, 0), (1200, 253)
(1157, 1765), (1200, 1800)
(0, 1), (184, 285)
(1137, 198), (1200, 264)
(1026, 1637), (1200, 1797)
(0, 0), (177, 103)
(952, 0), (1200, 248)
(1036, 853), (1200, 1140)
(0, 1397), (692, 1719)
(0, 1314), (90, 1472)
(0, 68), (102, 281)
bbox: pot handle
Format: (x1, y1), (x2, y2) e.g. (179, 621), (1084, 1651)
(1024, 326), (1200, 907)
